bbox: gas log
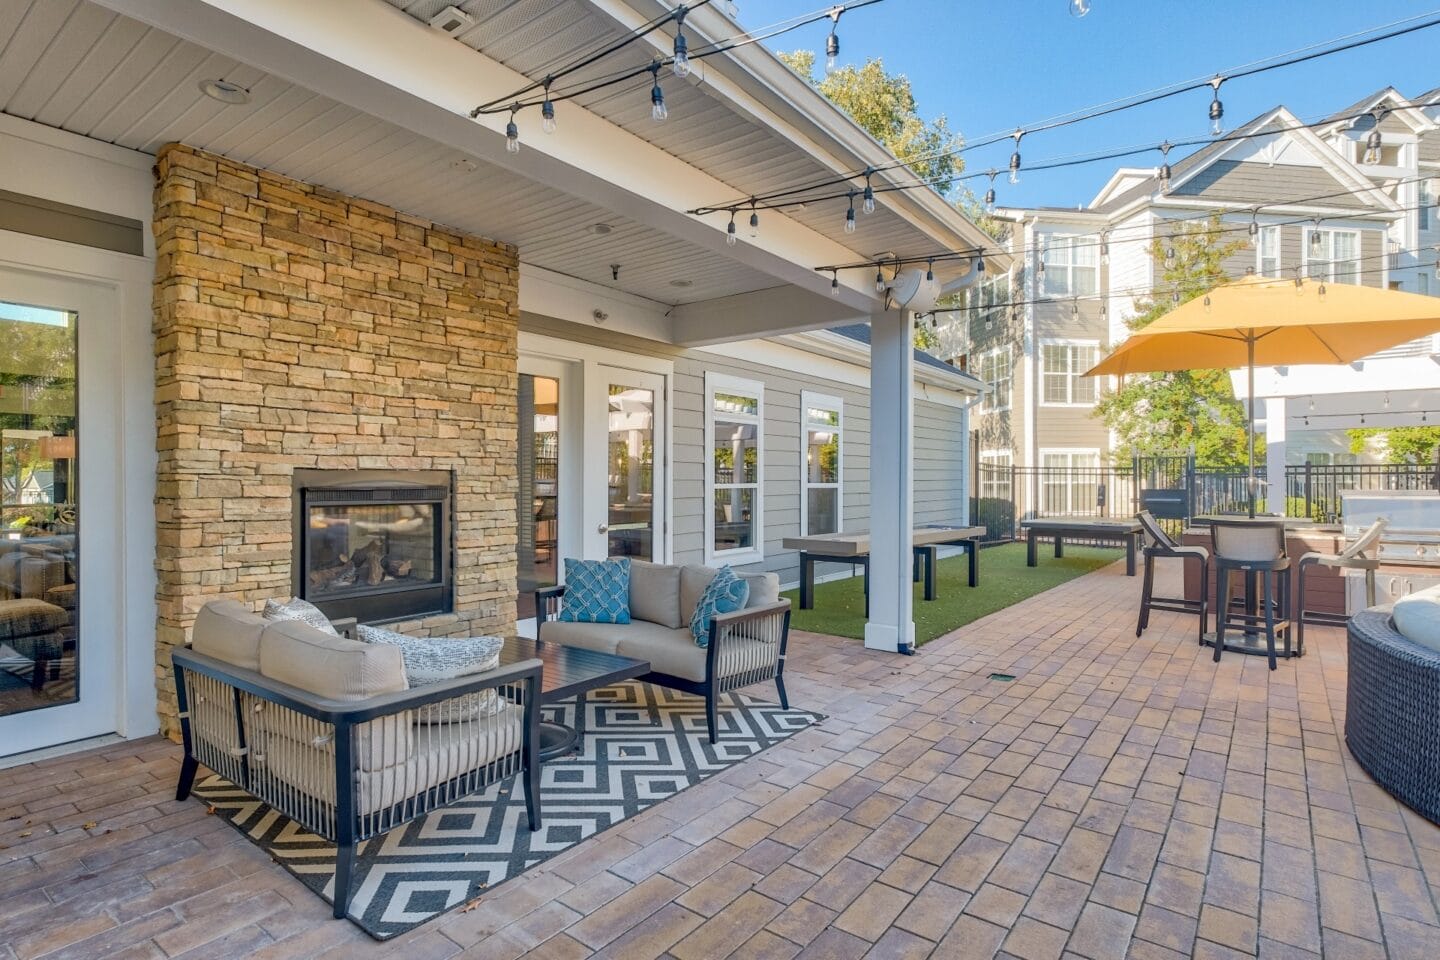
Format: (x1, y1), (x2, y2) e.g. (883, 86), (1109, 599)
(307, 539), (417, 593)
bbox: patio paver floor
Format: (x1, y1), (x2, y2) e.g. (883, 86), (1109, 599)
(2, 558), (1438, 958)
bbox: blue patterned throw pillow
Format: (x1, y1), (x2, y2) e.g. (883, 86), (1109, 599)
(558, 558), (632, 624)
(690, 566), (750, 647)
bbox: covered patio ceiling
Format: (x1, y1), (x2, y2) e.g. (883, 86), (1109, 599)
(0, 0), (999, 344)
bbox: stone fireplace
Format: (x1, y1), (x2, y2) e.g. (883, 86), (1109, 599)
(151, 143), (519, 736)
(293, 469), (453, 623)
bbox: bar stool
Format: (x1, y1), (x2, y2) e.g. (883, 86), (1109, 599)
(1135, 510), (1210, 643)
(1296, 518), (1387, 654)
(1211, 519), (1291, 671)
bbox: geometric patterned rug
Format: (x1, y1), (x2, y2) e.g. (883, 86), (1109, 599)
(191, 681), (824, 939)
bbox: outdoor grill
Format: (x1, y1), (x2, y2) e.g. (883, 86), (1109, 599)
(1341, 490), (1440, 611)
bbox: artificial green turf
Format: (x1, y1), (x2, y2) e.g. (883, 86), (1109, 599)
(782, 541), (1123, 645)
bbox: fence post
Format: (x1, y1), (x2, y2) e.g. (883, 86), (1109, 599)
(1303, 462), (1312, 520)
(1010, 465), (1017, 539)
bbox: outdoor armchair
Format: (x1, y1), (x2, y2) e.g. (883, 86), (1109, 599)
(1296, 517), (1387, 653)
(1135, 510), (1210, 642)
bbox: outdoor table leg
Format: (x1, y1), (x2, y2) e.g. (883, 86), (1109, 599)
(1027, 529), (1038, 567)
(912, 549), (921, 584)
(800, 553), (814, 610)
(1054, 536), (1064, 559)
(918, 546), (937, 601)
(862, 558), (870, 618)
(967, 539), (979, 587)
(1125, 534), (1137, 576)
(574, 690), (587, 743)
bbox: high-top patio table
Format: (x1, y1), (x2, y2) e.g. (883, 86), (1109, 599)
(1020, 517), (1142, 576)
(782, 525), (985, 614)
(497, 637), (649, 760)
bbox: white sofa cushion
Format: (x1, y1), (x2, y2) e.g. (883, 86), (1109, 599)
(1393, 584), (1440, 653)
(192, 599), (267, 670)
(615, 623), (708, 682)
(629, 560), (683, 629)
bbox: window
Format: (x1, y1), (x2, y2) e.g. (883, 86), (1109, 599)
(1304, 228), (1360, 284)
(1043, 234), (1098, 297)
(1257, 226), (1282, 277)
(1040, 449), (1101, 515)
(705, 373), (763, 564)
(978, 450), (1012, 500)
(800, 393), (842, 537)
(1304, 452), (1359, 465)
(1421, 179), (1435, 232)
(965, 272), (1010, 331)
(977, 347), (1011, 412)
(1040, 341), (1099, 405)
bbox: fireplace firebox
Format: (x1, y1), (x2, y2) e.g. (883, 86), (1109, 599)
(292, 469), (453, 623)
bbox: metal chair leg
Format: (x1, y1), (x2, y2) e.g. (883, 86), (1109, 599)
(1296, 564), (1306, 656)
(1215, 569), (1231, 662)
(1136, 554), (1154, 637)
(1263, 571), (1278, 671)
(1198, 560), (1209, 645)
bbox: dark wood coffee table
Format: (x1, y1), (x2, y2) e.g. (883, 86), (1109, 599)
(498, 637), (650, 761)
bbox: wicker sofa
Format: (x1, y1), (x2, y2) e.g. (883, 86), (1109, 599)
(172, 600), (543, 918)
(536, 561), (792, 743)
(1346, 607), (1440, 825)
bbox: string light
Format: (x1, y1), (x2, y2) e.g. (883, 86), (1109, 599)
(1248, 212), (1261, 247)
(976, 250), (986, 273)
(1099, 229), (1110, 265)
(1203, 294), (1211, 312)
(875, 264), (887, 293)
(541, 80), (556, 134)
(825, 7), (843, 73)
(831, 270), (840, 296)
(984, 170), (998, 214)
(672, 5), (692, 78)
(748, 204), (760, 238)
(1157, 141), (1173, 193)
(1208, 76), (1225, 136)
(650, 63), (668, 122)
(505, 107), (520, 153)
(1009, 129), (1024, 185)
(925, 259), (935, 282)
(1318, 282), (1327, 300)
(1071, 298), (1080, 323)
(844, 192), (857, 233)
(726, 209), (737, 245)
(1164, 245), (1176, 269)
(1309, 218), (1323, 253)
(1172, 286), (1181, 304)
(1069, 0), (1092, 16)
(862, 171), (876, 214)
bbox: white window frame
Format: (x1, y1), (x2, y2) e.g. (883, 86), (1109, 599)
(1039, 447), (1102, 516)
(1042, 234), (1099, 298)
(1039, 339), (1100, 407)
(1420, 179), (1435, 233)
(704, 372), (764, 566)
(1256, 225), (1282, 278)
(799, 391), (843, 538)
(977, 346), (1011, 413)
(978, 449), (1012, 500)
(1303, 227), (1361, 284)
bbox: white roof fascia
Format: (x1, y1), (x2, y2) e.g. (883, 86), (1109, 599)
(1145, 198), (1403, 223)
(1089, 167), (1157, 207)
(780, 329), (982, 394)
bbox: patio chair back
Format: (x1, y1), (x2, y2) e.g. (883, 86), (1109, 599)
(1341, 517), (1388, 560)
(1136, 510), (1177, 552)
(1209, 519), (1286, 564)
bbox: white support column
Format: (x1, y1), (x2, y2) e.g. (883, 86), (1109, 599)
(1266, 396), (1288, 516)
(866, 308), (915, 654)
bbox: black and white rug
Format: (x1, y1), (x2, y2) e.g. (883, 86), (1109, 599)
(192, 682), (823, 939)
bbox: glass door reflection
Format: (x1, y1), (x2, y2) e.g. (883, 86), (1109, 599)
(517, 374), (559, 619)
(606, 383), (656, 559)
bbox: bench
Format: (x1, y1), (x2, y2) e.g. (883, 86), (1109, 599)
(1020, 518), (1142, 577)
(781, 526), (986, 614)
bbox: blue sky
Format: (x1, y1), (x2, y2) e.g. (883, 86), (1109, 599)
(750, 0), (1440, 208)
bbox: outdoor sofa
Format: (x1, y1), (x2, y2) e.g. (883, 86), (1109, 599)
(171, 600), (542, 918)
(536, 561), (792, 743)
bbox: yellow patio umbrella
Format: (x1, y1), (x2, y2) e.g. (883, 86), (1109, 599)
(1085, 274), (1440, 515)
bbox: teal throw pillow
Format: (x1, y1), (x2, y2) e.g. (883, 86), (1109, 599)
(690, 566), (750, 647)
(558, 558), (632, 624)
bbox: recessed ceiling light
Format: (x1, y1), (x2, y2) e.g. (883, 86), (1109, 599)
(450, 158), (479, 173)
(198, 79), (250, 105)
(670, 280), (693, 288)
(590, 223), (614, 235)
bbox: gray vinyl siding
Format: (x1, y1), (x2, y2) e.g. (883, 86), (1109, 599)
(1173, 161), (1371, 209)
(518, 312), (972, 589)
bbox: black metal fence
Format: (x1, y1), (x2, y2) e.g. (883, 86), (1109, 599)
(970, 456), (1439, 541)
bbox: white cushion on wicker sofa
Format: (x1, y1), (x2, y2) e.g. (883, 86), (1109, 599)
(1393, 584), (1440, 653)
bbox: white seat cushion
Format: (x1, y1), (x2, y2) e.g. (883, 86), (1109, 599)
(1393, 584), (1440, 653)
(192, 599), (268, 670)
(615, 624), (708, 682)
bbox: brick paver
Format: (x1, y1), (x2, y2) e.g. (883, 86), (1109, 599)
(2, 559), (1439, 957)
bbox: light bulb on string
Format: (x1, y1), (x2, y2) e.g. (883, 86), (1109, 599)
(976, 250), (986, 274)
(1071, 298), (1079, 323)
(1171, 286), (1181, 305)
(862, 172), (876, 215)
(726, 210), (737, 246)
(1309, 219), (1323, 253)
(1248, 212), (1261, 247)
(1008, 130), (1024, 185)
(1069, 0), (1092, 16)
(1433, 245), (1439, 279)
(1318, 282), (1327, 301)
(875, 265), (887, 294)
(1208, 76), (1224, 137)
(672, 7), (691, 78)
(748, 205), (759, 239)
(1364, 127), (1382, 165)
(650, 64), (668, 122)
(540, 80), (556, 134)
(925, 259), (934, 283)
(825, 9), (842, 73)
(1203, 294), (1211, 313)
(984, 170), (998, 214)
(1157, 141), (1173, 193)
(505, 107), (520, 153)
(830, 270), (839, 297)
(1164, 246), (1176, 269)
(1099, 230), (1110, 266)
(844, 192), (856, 233)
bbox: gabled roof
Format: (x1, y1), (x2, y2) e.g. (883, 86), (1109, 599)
(1318, 86), (1434, 135)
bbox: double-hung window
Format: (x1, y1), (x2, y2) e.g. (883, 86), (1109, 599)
(978, 450), (1012, 500)
(705, 373), (763, 564)
(1421, 179), (1435, 232)
(1040, 449), (1101, 515)
(1305, 228), (1360, 284)
(800, 392), (842, 536)
(1257, 226), (1282, 277)
(977, 347), (1011, 412)
(1040, 341), (1099, 405)
(1043, 235), (1099, 297)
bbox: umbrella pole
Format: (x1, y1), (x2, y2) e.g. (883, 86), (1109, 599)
(1247, 334), (1256, 519)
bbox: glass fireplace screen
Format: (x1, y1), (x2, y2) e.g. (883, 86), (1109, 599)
(304, 501), (441, 597)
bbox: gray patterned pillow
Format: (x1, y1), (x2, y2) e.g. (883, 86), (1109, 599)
(262, 597), (338, 635)
(356, 625), (506, 724)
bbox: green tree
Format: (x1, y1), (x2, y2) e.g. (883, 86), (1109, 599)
(1095, 214), (1258, 469)
(1347, 426), (1440, 464)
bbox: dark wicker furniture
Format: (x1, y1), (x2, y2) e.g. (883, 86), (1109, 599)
(1135, 510), (1210, 642)
(1346, 608), (1440, 826)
